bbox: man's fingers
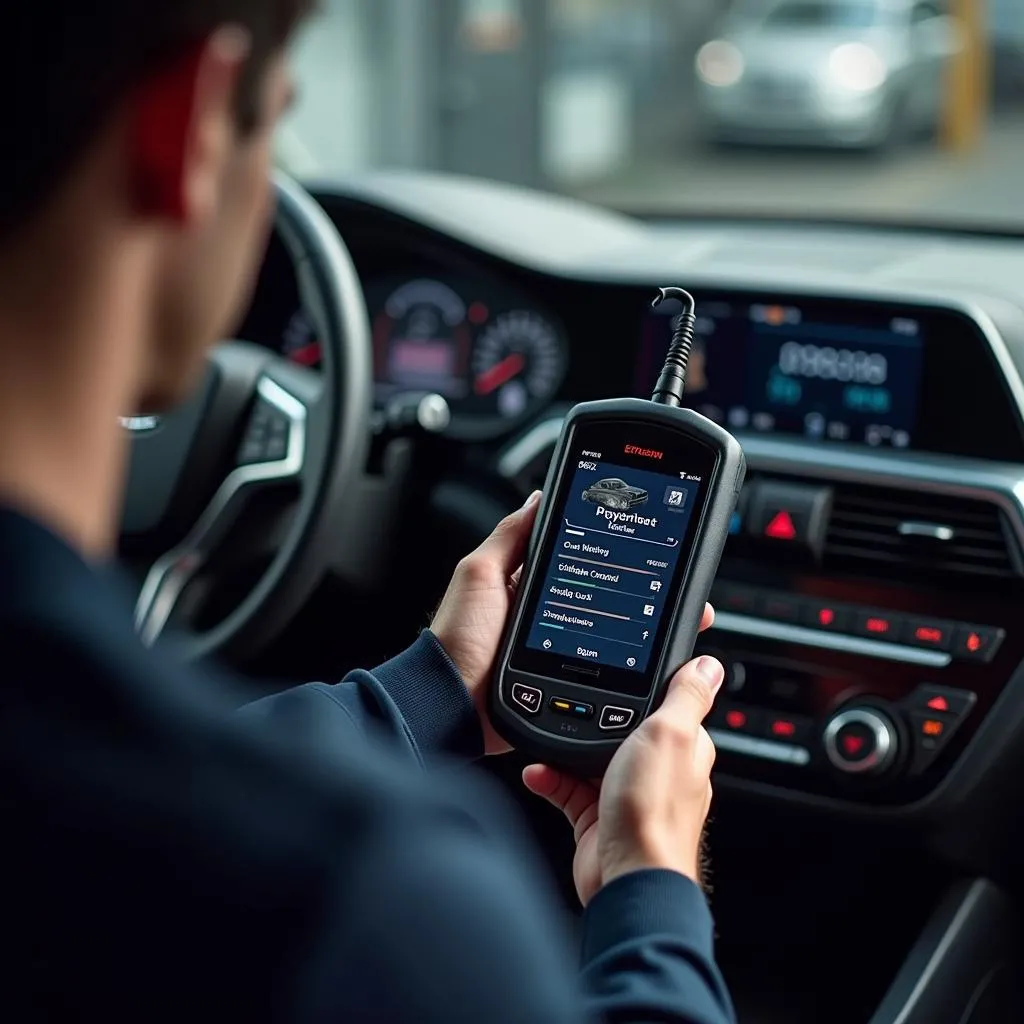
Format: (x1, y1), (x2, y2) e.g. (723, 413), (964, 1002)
(470, 492), (541, 579)
(523, 764), (599, 831)
(657, 655), (725, 728)
(700, 603), (715, 633)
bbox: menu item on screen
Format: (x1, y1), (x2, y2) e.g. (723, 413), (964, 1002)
(640, 297), (925, 448)
(524, 458), (701, 674)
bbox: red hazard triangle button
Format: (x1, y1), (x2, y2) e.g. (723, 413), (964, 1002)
(764, 509), (798, 541)
(748, 483), (829, 559)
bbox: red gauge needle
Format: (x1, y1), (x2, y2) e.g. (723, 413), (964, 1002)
(289, 341), (322, 367)
(475, 353), (525, 396)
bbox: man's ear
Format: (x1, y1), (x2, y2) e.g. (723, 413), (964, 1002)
(131, 27), (253, 225)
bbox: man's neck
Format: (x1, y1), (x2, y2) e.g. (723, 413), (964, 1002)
(0, 222), (151, 560)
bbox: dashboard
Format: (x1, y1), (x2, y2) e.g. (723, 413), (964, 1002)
(242, 209), (1024, 463)
(239, 171), (1024, 827)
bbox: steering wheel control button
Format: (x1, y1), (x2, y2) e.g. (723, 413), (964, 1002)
(824, 707), (897, 775)
(901, 617), (954, 652)
(747, 481), (832, 562)
(511, 683), (542, 715)
(550, 697), (595, 721)
(238, 399), (292, 467)
(852, 609), (903, 642)
(952, 624), (1005, 663)
(599, 706), (635, 731)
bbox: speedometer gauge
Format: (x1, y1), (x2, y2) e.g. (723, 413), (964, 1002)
(465, 310), (566, 431)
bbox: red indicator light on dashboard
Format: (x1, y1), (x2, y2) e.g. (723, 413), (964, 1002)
(866, 617), (891, 635)
(818, 608), (836, 627)
(468, 301), (489, 325)
(915, 626), (944, 644)
(764, 510), (797, 541)
(926, 695), (950, 713)
(724, 710), (747, 730)
(771, 719), (796, 738)
(922, 719), (944, 738)
(966, 632), (983, 653)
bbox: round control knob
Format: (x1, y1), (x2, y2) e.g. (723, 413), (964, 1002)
(823, 707), (898, 775)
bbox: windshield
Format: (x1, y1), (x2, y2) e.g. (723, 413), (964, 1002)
(762, 2), (883, 29)
(281, 0), (1024, 230)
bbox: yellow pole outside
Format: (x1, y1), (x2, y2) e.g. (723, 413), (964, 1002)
(942, 0), (989, 152)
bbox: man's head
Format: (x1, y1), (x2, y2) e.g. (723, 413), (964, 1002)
(1, 1), (313, 410)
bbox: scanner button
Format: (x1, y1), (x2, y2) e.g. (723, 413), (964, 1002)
(600, 706), (636, 731)
(550, 697), (595, 720)
(511, 684), (543, 715)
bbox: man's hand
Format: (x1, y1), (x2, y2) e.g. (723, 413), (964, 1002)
(432, 491), (542, 755)
(523, 644), (722, 906)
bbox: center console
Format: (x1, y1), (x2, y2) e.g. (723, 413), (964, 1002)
(502, 287), (1024, 814)
(698, 459), (1024, 808)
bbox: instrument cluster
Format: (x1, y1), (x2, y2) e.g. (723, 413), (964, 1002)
(364, 273), (568, 440)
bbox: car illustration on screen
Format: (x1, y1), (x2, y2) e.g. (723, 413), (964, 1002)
(582, 478), (650, 510)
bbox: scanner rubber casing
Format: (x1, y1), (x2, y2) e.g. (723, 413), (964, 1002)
(490, 399), (746, 775)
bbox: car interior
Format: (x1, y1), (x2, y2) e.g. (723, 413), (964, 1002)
(117, 2), (1024, 1021)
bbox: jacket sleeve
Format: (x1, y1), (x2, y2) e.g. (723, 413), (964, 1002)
(236, 630), (483, 767)
(299, 780), (736, 1024)
(579, 871), (737, 1023)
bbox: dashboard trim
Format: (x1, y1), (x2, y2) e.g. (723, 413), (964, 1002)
(712, 612), (952, 667)
(708, 729), (812, 766)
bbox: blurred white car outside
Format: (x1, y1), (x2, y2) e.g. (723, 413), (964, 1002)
(694, 0), (961, 149)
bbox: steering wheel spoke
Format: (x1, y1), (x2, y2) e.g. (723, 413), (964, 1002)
(134, 375), (311, 647)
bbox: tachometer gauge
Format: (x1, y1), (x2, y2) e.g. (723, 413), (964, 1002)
(281, 309), (322, 368)
(465, 310), (566, 433)
(373, 279), (472, 401)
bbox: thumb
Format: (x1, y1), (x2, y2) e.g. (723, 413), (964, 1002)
(523, 764), (600, 838)
(474, 491), (541, 578)
(654, 655), (725, 730)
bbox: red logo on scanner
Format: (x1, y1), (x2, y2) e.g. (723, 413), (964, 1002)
(624, 444), (663, 460)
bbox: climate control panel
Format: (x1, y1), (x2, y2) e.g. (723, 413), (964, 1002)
(696, 575), (1015, 806)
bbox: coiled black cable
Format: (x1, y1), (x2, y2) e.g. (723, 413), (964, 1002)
(649, 287), (697, 408)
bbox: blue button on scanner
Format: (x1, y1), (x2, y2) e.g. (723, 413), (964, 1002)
(550, 697), (595, 721)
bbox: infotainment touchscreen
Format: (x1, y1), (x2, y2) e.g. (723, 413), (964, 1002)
(639, 296), (925, 449)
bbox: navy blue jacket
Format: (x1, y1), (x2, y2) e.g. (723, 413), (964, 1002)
(0, 507), (735, 1023)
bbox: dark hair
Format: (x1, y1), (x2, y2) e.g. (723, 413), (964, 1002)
(2, 1), (314, 235)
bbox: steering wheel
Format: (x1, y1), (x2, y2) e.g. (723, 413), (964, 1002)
(123, 172), (372, 662)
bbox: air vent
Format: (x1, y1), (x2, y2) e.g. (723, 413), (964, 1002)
(825, 486), (1021, 582)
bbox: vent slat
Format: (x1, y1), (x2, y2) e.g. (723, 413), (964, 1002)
(824, 485), (1018, 583)
(829, 530), (1008, 554)
(829, 516), (1004, 543)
